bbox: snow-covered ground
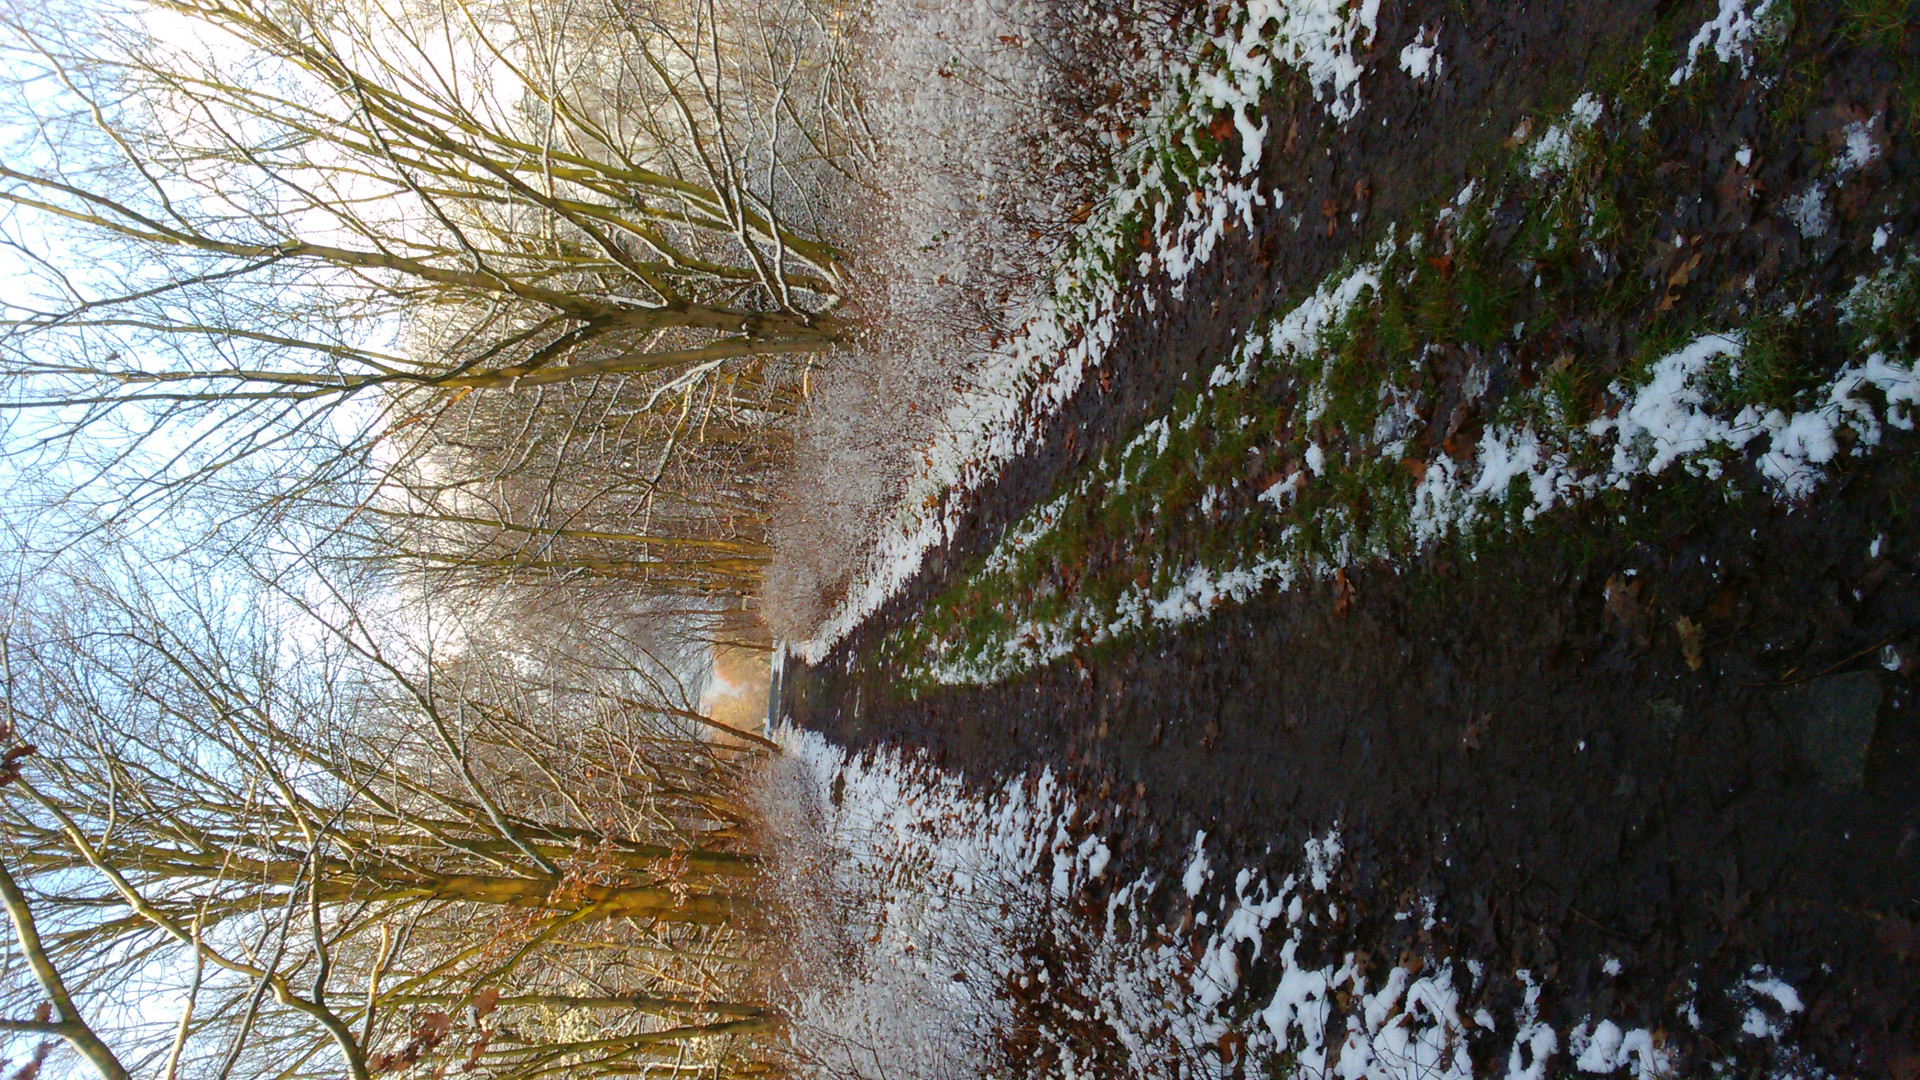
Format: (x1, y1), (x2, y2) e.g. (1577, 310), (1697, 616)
(790, 0), (1385, 663)
(756, 726), (1816, 1079)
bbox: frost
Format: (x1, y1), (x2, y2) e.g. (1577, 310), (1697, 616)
(1839, 118), (1883, 174)
(1787, 183), (1831, 239)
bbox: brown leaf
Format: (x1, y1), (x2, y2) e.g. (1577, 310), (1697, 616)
(1209, 112), (1235, 142)
(417, 1011), (453, 1043)
(1401, 458), (1429, 482)
(1668, 251), (1703, 289)
(1674, 616), (1705, 671)
(1333, 567), (1356, 617)
(471, 987), (500, 1020)
(1604, 573), (1642, 630)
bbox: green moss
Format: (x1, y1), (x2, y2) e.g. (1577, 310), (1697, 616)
(869, 3), (1898, 690)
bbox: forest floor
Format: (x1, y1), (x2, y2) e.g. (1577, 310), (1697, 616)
(778, 2), (1920, 1076)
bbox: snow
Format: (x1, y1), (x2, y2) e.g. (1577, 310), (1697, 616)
(1787, 182), (1832, 239)
(908, 234), (1920, 685)
(796, 0), (1388, 663)
(1399, 27), (1442, 81)
(1670, 0), (1782, 85)
(760, 725), (1818, 1079)
(1745, 972), (1806, 1016)
(1184, 830), (1213, 896)
(1839, 118), (1883, 174)
(1528, 94), (1604, 178)
(1570, 1020), (1672, 1078)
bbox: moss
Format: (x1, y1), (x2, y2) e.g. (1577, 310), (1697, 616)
(870, 3), (1900, 689)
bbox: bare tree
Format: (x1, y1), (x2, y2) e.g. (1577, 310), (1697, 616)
(0, 554), (778, 1080)
(0, 0), (842, 514)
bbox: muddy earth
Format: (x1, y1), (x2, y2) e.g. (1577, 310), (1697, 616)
(784, 2), (1920, 1074)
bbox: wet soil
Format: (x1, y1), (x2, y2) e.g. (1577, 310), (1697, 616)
(784, 1), (1920, 1074)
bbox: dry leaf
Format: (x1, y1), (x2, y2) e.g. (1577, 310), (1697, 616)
(1333, 568), (1356, 617)
(1668, 251), (1704, 289)
(1603, 573), (1642, 630)
(1675, 615), (1705, 671)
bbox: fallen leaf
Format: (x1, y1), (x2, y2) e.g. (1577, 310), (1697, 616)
(1675, 615), (1705, 671)
(1668, 251), (1704, 289)
(1333, 568), (1355, 617)
(1658, 251), (1705, 311)
(1604, 573), (1642, 631)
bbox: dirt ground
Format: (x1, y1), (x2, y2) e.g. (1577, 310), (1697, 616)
(783, 2), (1920, 1074)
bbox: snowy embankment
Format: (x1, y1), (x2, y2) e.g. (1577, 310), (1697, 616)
(758, 727), (1813, 1080)
(910, 244), (1920, 685)
(893, 28), (1920, 685)
(793, 0), (1383, 663)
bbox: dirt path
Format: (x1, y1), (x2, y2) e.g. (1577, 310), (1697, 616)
(783, 2), (1920, 1074)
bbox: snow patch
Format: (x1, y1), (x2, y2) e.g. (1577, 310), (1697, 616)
(1399, 26), (1442, 81)
(1670, 0), (1783, 85)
